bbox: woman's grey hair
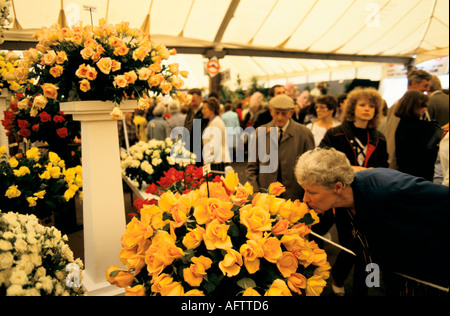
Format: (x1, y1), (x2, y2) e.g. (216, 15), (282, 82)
(153, 103), (165, 117)
(295, 147), (355, 190)
(168, 100), (181, 115)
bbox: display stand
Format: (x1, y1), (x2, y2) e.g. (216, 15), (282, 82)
(0, 90), (11, 156)
(60, 100), (136, 296)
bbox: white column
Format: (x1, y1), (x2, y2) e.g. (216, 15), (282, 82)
(0, 90), (11, 156)
(60, 100), (136, 296)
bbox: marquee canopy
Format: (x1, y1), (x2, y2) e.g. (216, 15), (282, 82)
(2, 0), (449, 89)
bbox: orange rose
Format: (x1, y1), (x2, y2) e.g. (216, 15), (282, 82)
(79, 79), (91, 92)
(203, 219), (232, 250)
(193, 198), (233, 225)
(75, 63), (89, 78)
(124, 70), (138, 84)
(170, 203), (188, 228)
(151, 273), (174, 294)
(259, 235), (283, 263)
(231, 182), (253, 206)
(272, 218), (290, 235)
(133, 46), (151, 62)
(306, 275), (327, 296)
(242, 287), (261, 296)
(49, 65), (64, 78)
(158, 190), (178, 213)
(240, 239), (264, 274)
(96, 57), (112, 74)
(287, 273), (307, 294)
(183, 256), (212, 287)
(268, 182), (286, 196)
(120, 217), (153, 248)
(276, 252), (298, 278)
(161, 281), (184, 296)
(41, 83), (59, 100)
(240, 205), (273, 240)
(314, 262), (331, 280)
(113, 74), (128, 88)
(85, 65), (98, 81)
(280, 234), (306, 252)
(140, 204), (166, 230)
(113, 45), (130, 56)
(219, 248), (243, 277)
(105, 265), (134, 288)
(125, 284), (146, 296)
(182, 225), (206, 250)
(264, 279), (292, 296)
(137, 67), (154, 81)
(222, 170), (239, 192)
(199, 182), (230, 202)
(278, 199), (309, 223)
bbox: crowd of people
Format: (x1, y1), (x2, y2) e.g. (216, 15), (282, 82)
(117, 69), (449, 295)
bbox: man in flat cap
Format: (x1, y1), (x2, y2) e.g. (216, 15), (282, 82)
(246, 94), (315, 201)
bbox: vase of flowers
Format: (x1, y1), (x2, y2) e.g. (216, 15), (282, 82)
(107, 172), (330, 296)
(0, 210), (85, 296)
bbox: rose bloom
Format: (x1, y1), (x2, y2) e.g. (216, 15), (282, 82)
(276, 252), (298, 278)
(219, 248), (243, 277)
(170, 203), (188, 228)
(268, 182), (286, 196)
(105, 265), (134, 288)
(79, 79), (91, 92)
(75, 64), (89, 78)
(240, 205), (273, 240)
(125, 284), (146, 296)
(137, 67), (154, 81)
(203, 219), (232, 250)
(56, 127), (69, 138)
(183, 255), (212, 287)
(110, 106), (123, 120)
(49, 65), (64, 78)
(158, 190), (178, 213)
(41, 83), (59, 100)
(33, 95), (48, 110)
(159, 81), (173, 94)
(121, 217), (153, 248)
(124, 71), (137, 84)
(132, 46), (150, 62)
(86, 66), (98, 81)
(230, 183), (253, 206)
(272, 218), (290, 235)
(306, 275), (327, 296)
(96, 57), (112, 74)
(242, 287), (261, 296)
(148, 74), (164, 87)
(80, 46), (94, 60)
(5, 185), (21, 198)
(287, 273), (307, 294)
(114, 45), (130, 56)
(259, 235), (283, 263)
(42, 50), (56, 65)
(113, 75), (128, 88)
(240, 239), (264, 274)
(111, 60), (121, 72)
(265, 279), (292, 296)
(182, 225), (205, 249)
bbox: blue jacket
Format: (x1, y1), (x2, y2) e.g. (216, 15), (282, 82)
(352, 168), (449, 288)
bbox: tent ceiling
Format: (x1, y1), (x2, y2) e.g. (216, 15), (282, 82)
(2, 0), (449, 89)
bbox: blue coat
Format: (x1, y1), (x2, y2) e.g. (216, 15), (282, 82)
(352, 168), (449, 288)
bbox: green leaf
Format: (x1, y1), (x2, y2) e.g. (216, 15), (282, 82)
(237, 277), (256, 290)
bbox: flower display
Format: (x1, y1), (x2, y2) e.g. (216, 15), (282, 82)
(0, 51), (28, 93)
(0, 145), (82, 221)
(15, 19), (189, 119)
(0, 210), (85, 296)
(121, 138), (195, 190)
(107, 171), (330, 296)
(1, 92), (81, 156)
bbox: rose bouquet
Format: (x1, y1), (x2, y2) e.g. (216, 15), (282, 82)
(0, 51), (27, 93)
(0, 210), (85, 296)
(0, 145), (82, 221)
(106, 171), (330, 296)
(121, 138), (196, 190)
(16, 18), (189, 119)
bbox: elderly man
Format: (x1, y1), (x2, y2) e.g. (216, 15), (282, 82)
(246, 94), (314, 201)
(184, 88), (208, 165)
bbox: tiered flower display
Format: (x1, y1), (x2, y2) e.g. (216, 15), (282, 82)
(0, 145), (82, 221)
(0, 210), (85, 296)
(106, 171), (330, 296)
(121, 138), (196, 190)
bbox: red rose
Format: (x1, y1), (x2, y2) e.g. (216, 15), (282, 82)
(145, 183), (158, 194)
(18, 119), (29, 129)
(53, 115), (65, 123)
(32, 124), (39, 131)
(56, 127), (68, 138)
(19, 128), (31, 138)
(39, 112), (51, 123)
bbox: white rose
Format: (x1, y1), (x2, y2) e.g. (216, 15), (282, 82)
(0, 240), (13, 251)
(0, 252), (14, 269)
(10, 269), (29, 286)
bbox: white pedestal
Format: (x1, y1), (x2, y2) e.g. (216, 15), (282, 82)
(0, 90), (11, 156)
(61, 100), (136, 296)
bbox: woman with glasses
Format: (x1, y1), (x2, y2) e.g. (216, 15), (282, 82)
(306, 94), (341, 146)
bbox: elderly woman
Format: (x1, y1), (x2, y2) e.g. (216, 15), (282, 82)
(295, 147), (449, 295)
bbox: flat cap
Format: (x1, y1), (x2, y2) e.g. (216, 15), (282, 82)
(269, 94), (295, 110)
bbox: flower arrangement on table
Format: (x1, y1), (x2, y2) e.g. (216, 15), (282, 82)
(106, 171), (330, 296)
(0, 210), (85, 296)
(121, 138), (196, 190)
(15, 18), (189, 120)
(0, 51), (28, 93)
(0, 145), (82, 221)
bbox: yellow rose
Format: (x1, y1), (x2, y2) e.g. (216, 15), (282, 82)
(272, 218), (290, 236)
(264, 279), (292, 296)
(182, 226), (205, 250)
(184, 289), (205, 296)
(268, 182), (286, 196)
(121, 217), (153, 248)
(259, 235), (283, 263)
(305, 275), (327, 296)
(110, 106), (123, 120)
(32, 95), (48, 110)
(0, 145), (6, 156)
(9, 157), (19, 168)
(96, 57), (112, 74)
(240, 239), (264, 274)
(161, 281), (184, 296)
(5, 185), (21, 199)
(278, 199), (308, 223)
(242, 287), (261, 296)
(41, 83), (59, 100)
(124, 71), (137, 84)
(221, 170), (239, 192)
(158, 190), (178, 213)
(26, 147), (41, 161)
(105, 265), (134, 288)
(39, 171), (51, 180)
(47, 166), (61, 179)
(251, 192), (273, 212)
(137, 67), (153, 81)
(132, 46), (150, 61)
(27, 197), (37, 207)
(170, 203), (188, 228)
(314, 262), (332, 280)
(151, 273), (173, 294)
(276, 252), (298, 278)
(48, 152), (60, 164)
(183, 255), (212, 287)
(125, 284), (146, 296)
(140, 205), (166, 230)
(13, 166), (30, 177)
(203, 219), (232, 250)
(240, 205), (273, 240)
(79, 79), (91, 92)
(193, 198), (233, 225)
(287, 273), (307, 295)
(230, 182), (253, 206)
(198, 182), (230, 202)
(219, 248), (243, 277)
(280, 234), (306, 252)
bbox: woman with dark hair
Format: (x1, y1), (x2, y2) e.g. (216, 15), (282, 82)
(395, 90), (443, 181)
(201, 97), (230, 173)
(313, 87), (388, 296)
(306, 94), (341, 146)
